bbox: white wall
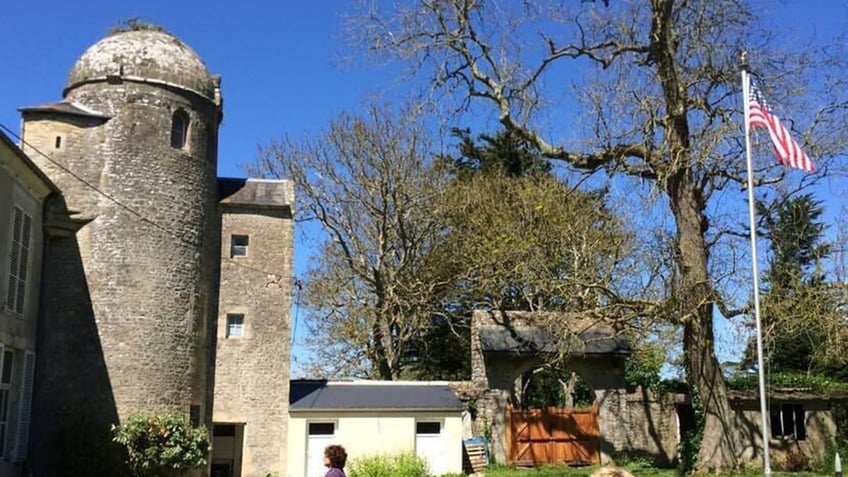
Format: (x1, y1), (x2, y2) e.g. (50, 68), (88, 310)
(287, 410), (463, 477)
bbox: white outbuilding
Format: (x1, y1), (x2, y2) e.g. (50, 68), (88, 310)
(287, 380), (465, 477)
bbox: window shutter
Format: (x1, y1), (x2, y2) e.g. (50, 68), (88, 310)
(20, 215), (30, 247)
(5, 208), (31, 315)
(14, 218), (29, 315)
(4, 272), (15, 313)
(13, 351), (34, 462)
(5, 209), (22, 310)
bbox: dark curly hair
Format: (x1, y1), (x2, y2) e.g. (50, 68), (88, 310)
(324, 444), (347, 469)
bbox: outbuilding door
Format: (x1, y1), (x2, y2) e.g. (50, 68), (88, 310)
(306, 422), (337, 477)
(416, 421), (446, 475)
(507, 405), (600, 467)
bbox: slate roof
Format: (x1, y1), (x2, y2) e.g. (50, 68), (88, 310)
(218, 177), (293, 209)
(478, 326), (631, 357)
(19, 101), (110, 119)
(290, 380), (464, 412)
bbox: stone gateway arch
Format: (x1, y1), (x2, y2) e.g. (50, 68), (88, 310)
(469, 310), (632, 465)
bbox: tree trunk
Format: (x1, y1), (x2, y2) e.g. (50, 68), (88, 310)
(561, 372), (577, 408)
(668, 175), (744, 471)
(652, 0), (744, 468)
(371, 321), (393, 380)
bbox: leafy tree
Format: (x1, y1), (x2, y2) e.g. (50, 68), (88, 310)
(438, 171), (629, 314)
(624, 340), (666, 391)
(743, 193), (847, 377)
(435, 127), (631, 315)
(406, 127), (633, 380)
(759, 194), (829, 289)
(358, 0), (848, 470)
(399, 313), (470, 380)
(441, 128), (552, 179)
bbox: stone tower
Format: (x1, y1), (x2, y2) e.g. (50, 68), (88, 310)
(20, 28), (223, 474)
(213, 179), (293, 477)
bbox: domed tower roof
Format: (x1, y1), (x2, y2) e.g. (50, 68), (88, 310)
(65, 28), (215, 100)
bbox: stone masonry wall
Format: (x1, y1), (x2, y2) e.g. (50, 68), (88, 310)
(214, 194), (293, 477)
(618, 388), (680, 466)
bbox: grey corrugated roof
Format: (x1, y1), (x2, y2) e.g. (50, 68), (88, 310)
(290, 380), (464, 412)
(478, 326), (631, 357)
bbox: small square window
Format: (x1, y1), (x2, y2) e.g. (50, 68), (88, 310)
(226, 314), (244, 338)
(230, 235), (249, 258)
(770, 403), (806, 440)
(308, 422), (335, 435)
(416, 422), (441, 435)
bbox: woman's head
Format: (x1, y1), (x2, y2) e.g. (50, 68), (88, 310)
(324, 444), (347, 469)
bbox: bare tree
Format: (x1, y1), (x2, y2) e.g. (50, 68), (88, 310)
(355, 0), (848, 470)
(254, 104), (451, 379)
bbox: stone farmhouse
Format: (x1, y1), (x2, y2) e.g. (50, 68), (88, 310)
(3, 28), (293, 476)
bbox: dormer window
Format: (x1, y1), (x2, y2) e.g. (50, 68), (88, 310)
(171, 110), (190, 149)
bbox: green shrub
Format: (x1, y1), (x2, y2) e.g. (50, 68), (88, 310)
(347, 452), (428, 477)
(726, 372), (848, 393)
(111, 412), (210, 477)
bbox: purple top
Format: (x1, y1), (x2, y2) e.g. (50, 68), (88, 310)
(324, 468), (346, 477)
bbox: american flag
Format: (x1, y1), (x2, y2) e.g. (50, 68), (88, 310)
(747, 79), (814, 172)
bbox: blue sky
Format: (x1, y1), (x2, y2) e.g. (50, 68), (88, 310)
(3, 0), (847, 378)
(0, 1), (406, 179)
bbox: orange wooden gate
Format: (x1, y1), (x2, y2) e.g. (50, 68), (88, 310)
(506, 404), (600, 467)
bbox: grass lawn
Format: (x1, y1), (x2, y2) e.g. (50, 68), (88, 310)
(481, 463), (672, 477)
(480, 463), (829, 477)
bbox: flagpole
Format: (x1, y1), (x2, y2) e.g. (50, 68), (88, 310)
(741, 53), (772, 477)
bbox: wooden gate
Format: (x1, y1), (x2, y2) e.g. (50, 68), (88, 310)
(506, 404), (600, 467)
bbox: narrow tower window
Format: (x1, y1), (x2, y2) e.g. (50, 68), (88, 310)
(230, 235), (249, 258)
(226, 314), (244, 338)
(54, 136), (62, 149)
(171, 110), (190, 149)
